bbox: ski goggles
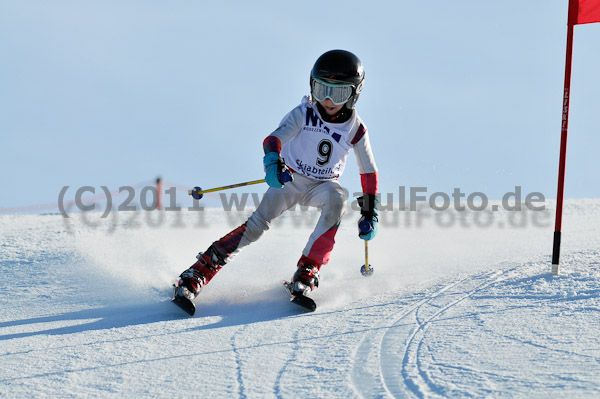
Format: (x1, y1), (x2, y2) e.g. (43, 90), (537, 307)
(311, 78), (354, 105)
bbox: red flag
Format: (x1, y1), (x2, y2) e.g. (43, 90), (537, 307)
(569, 0), (600, 25)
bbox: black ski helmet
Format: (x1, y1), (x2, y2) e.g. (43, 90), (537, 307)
(310, 49), (365, 109)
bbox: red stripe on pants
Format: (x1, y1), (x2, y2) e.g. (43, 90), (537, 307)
(307, 222), (339, 266)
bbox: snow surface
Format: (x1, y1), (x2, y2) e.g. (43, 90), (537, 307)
(1, 200), (599, 398)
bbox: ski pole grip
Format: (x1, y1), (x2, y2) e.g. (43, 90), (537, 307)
(280, 170), (292, 183)
(359, 220), (373, 234)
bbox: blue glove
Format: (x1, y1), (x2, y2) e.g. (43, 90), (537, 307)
(263, 152), (291, 189)
(357, 194), (378, 241)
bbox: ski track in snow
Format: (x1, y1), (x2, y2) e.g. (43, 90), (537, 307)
(350, 269), (508, 398)
(397, 270), (508, 398)
(350, 258), (600, 399)
(1, 205), (600, 398)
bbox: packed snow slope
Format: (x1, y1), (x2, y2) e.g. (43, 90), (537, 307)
(1, 200), (599, 398)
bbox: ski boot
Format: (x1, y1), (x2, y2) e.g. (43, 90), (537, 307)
(291, 257), (321, 296)
(176, 245), (226, 301)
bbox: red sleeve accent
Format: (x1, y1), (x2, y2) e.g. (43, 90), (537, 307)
(350, 124), (366, 145)
(361, 172), (378, 195)
(263, 136), (281, 154)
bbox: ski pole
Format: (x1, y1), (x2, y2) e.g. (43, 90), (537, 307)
(188, 170), (292, 200)
(359, 220), (374, 277)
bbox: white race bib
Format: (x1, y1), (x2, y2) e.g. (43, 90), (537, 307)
(280, 103), (360, 180)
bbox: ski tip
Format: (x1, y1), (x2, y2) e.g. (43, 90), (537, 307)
(282, 280), (316, 312)
(172, 296), (196, 316)
(172, 285), (196, 316)
(295, 296), (316, 312)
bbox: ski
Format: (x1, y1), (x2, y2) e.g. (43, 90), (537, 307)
(282, 280), (317, 312)
(172, 284), (196, 316)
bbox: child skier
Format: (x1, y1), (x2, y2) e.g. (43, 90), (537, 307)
(175, 49), (379, 303)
